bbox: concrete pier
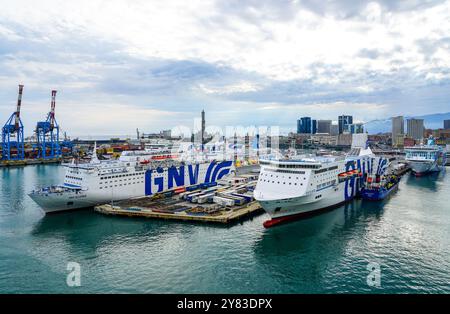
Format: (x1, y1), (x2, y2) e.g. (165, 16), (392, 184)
(0, 158), (61, 168)
(95, 200), (263, 224)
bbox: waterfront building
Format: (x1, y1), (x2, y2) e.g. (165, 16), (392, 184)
(310, 134), (337, 146)
(297, 117), (312, 134)
(444, 120), (450, 129)
(394, 134), (405, 147)
(311, 119), (317, 134)
(330, 123), (339, 136)
(338, 115), (353, 134)
(431, 129), (450, 145)
(392, 116), (404, 147)
(297, 119), (302, 134)
(407, 118), (425, 141)
(403, 137), (415, 147)
(317, 120), (332, 134)
(337, 133), (352, 146)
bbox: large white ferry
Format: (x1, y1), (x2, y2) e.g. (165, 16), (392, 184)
(254, 134), (389, 227)
(29, 146), (235, 213)
(405, 137), (447, 176)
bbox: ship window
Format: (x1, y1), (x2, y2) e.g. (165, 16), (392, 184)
(67, 201), (74, 206)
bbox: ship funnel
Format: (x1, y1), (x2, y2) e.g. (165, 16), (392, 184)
(91, 142), (99, 164)
(351, 133), (369, 149)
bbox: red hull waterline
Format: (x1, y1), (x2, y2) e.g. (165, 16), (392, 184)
(413, 170), (439, 177)
(263, 200), (350, 228)
(263, 213), (307, 228)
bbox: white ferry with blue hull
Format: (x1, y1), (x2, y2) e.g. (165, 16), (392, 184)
(29, 149), (235, 213)
(254, 134), (389, 227)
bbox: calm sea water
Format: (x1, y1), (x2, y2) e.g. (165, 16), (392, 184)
(0, 164), (449, 293)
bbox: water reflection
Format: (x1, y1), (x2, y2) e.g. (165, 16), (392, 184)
(255, 198), (385, 254)
(404, 171), (445, 192)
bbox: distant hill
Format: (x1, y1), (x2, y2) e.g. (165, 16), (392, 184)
(364, 112), (450, 134)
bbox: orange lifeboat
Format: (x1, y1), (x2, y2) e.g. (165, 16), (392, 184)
(174, 187), (186, 194)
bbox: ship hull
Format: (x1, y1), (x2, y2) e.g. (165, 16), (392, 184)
(361, 182), (399, 201)
(409, 160), (444, 176)
(28, 191), (97, 213)
(259, 181), (359, 227)
(29, 160), (235, 214)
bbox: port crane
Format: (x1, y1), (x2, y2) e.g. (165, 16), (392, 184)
(2, 85), (25, 160)
(36, 90), (61, 159)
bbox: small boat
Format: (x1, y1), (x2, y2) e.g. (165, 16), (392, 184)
(361, 175), (400, 201)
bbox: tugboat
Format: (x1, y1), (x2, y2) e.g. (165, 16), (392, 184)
(361, 174), (401, 201)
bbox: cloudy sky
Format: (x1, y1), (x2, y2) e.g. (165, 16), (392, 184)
(0, 0), (449, 136)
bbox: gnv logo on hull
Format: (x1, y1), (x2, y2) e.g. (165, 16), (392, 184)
(344, 157), (389, 200)
(144, 161), (233, 195)
(344, 158), (372, 201)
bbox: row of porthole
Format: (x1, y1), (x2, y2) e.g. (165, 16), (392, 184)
(99, 181), (144, 189)
(66, 176), (82, 180)
(261, 173), (306, 180)
(100, 178), (140, 184)
(260, 180), (302, 186)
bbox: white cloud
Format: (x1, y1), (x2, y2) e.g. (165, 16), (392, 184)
(1, 0), (449, 82)
(1, 0), (450, 134)
(197, 81), (262, 95)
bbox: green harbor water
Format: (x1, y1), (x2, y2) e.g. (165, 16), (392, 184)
(0, 164), (449, 293)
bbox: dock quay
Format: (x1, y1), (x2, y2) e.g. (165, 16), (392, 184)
(94, 173), (264, 224)
(0, 158), (61, 168)
(95, 201), (263, 224)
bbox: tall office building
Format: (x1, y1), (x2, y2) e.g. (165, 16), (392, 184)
(330, 124), (339, 136)
(444, 120), (450, 129)
(392, 116), (404, 136)
(311, 119), (317, 134)
(407, 118), (424, 141)
(338, 115), (353, 134)
(317, 120), (332, 134)
(297, 117), (312, 133)
(391, 116), (404, 147)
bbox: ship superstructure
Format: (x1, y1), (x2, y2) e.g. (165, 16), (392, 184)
(405, 137), (446, 176)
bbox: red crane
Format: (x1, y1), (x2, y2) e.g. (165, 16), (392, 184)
(14, 84), (24, 130)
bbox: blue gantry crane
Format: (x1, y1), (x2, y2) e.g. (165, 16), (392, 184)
(2, 85), (25, 160)
(36, 90), (61, 159)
